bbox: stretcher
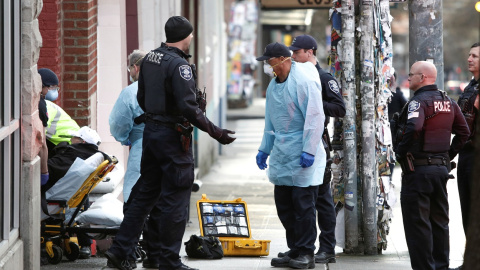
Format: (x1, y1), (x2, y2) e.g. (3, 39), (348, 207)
(41, 154), (119, 264)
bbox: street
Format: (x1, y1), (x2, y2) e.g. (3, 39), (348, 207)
(41, 98), (466, 269)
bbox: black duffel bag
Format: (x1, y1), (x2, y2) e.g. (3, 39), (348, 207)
(184, 234), (224, 259)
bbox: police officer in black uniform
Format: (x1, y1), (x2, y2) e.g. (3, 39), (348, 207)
(394, 61), (469, 270)
(105, 16), (236, 270)
(279, 35), (346, 264)
(456, 42), (479, 236)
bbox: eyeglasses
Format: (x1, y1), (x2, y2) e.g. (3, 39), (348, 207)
(264, 57), (277, 65)
(44, 85), (60, 92)
(127, 57), (145, 72)
(408, 73), (423, 77)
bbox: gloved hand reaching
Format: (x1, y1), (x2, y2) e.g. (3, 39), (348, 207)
(256, 151), (269, 170)
(41, 173), (49, 186)
(299, 152), (315, 168)
(216, 129), (236, 145)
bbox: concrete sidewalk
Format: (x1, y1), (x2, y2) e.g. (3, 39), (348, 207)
(41, 98), (466, 269)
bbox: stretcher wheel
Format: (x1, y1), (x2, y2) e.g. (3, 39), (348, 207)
(47, 245), (63, 264)
(65, 242), (80, 261)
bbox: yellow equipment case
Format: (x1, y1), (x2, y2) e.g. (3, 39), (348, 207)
(196, 194), (271, 256)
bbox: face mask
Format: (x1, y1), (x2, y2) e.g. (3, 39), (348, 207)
(45, 89), (59, 101)
(263, 63), (275, 77)
(129, 75), (135, 83)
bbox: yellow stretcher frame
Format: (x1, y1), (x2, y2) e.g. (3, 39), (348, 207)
(41, 155), (118, 264)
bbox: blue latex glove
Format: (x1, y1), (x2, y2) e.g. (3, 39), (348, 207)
(123, 139), (132, 146)
(41, 173), (49, 186)
(299, 152), (315, 168)
(256, 151), (269, 170)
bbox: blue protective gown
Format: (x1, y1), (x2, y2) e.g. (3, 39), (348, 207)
(259, 61), (326, 187)
(109, 81), (145, 202)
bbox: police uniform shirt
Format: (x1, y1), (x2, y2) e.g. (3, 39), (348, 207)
(137, 43), (222, 138)
(396, 84), (470, 159)
(314, 62), (346, 121)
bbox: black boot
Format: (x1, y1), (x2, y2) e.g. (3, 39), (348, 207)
(288, 254), (315, 269)
(271, 255), (292, 267)
(174, 263), (198, 270)
(142, 257), (160, 269)
(277, 250), (291, 258)
(314, 251), (336, 263)
(104, 251), (132, 270)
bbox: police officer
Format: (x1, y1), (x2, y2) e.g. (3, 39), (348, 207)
(105, 16), (236, 270)
(278, 34), (345, 264)
(456, 42), (479, 235)
(395, 61), (469, 270)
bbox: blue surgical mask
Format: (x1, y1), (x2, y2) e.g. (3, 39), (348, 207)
(45, 89), (59, 101)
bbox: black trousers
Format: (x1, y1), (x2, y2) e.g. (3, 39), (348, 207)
(315, 146), (336, 254)
(315, 182), (336, 254)
(123, 177), (159, 263)
(457, 148), (474, 234)
(275, 185), (318, 257)
(109, 123), (194, 270)
(401, 165), (449, 270)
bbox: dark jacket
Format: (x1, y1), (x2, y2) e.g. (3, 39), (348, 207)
(396, 85), (470, 160)
(457, 78), (478, 149)
(39, 97), (48, 127)
(43, 143), (106, 192)
(137, 43), (222, 139)
(388, 87), (408, 120)
(315, 62), (346, 125)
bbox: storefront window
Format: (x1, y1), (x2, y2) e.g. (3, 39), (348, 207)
(1, 0), (21, 242)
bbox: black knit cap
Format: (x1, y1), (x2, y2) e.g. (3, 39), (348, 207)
(165, 16), (193, 43)
(38, 68), (59, 86)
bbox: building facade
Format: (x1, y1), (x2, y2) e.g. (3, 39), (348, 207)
(0, 0), (229, 269)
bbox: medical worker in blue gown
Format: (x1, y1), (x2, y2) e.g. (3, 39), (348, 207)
(255, 42), (326, 270)
(109, 50), (160, 268)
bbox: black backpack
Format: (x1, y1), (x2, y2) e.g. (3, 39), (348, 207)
(184, 234), (224, 259)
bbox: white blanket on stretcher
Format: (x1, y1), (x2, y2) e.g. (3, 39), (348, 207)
(41, 153), (104, 220)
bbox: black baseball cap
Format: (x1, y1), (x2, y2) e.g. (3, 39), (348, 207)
(256, 42), (291, 61)
(289, 35), (318, 51)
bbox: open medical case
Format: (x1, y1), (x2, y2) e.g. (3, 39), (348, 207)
(196, 194), (270, 256)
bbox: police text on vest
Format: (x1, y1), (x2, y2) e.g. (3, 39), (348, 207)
(434, 101), (451, 112)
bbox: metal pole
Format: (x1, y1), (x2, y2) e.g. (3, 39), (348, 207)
(408, 0), (444, 90)
(359, 0), (378, 255)
(341, 0), (359, 253)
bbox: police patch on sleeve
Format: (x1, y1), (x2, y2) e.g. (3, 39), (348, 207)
(179, 65), (193, 81)
(408, 100), (420, 113)
(328, 80), (340, 94)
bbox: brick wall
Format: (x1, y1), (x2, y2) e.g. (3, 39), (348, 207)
(38, 0), (98, 127)
(38, 0), (63, 103)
